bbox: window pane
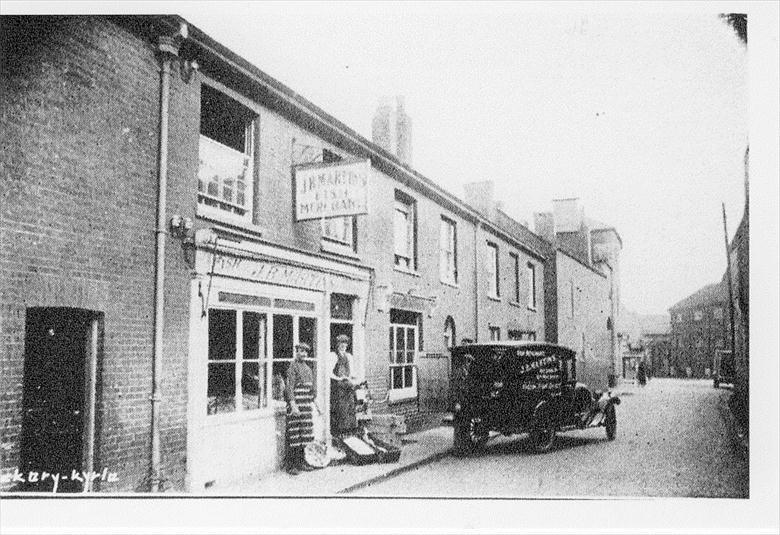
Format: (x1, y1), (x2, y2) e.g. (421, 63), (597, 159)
(242, 312), (265, 362)
(242, 361), (265, 410)
(396, 327), (405, 352)
(209, 309), (236, 361)
(394, 208), (408, 256)
(395, 350), (404, 365)
(407, 327), (416, 351)
(392, 367), (403, 389)
(404, 366), (413, 387)
(298, 316), (317, 360)
(331, 294), (353, 320)
(487, 244), (498, 295)
(207, 362), (236, 415)
(389, 327), (394, 358)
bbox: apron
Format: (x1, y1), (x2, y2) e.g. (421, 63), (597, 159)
(286, 365), (315, 449)
(330, 352), (357, 433)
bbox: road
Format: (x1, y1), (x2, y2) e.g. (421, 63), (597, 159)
(350, 378), (748, 497)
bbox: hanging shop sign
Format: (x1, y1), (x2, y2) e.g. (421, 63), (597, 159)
(294, 159), (370, 221)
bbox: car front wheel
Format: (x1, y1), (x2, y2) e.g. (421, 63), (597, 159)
(605, 404), (617, 440)
(530, 420), (556, 453)
(453, 415), (488, 456)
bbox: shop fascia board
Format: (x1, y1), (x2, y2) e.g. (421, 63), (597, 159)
(194, 229), (372, 283)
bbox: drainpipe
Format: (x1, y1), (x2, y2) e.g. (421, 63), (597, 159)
(150, 34), (181, 492)
(473, 221), (481, 341)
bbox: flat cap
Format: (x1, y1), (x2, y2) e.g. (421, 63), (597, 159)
(295, 342), (311, 351)
(335, 334), (350, 344)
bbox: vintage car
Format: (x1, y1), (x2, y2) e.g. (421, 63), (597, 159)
(450, 341), (620, 454)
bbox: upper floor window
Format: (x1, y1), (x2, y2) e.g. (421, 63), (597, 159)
(318, 149), (357, 254)
(322, 216), (356, 249)
(569, 280), (576, 318)
(198, 85), (256, 221)
(439, 216), (458, 284)
(510, 252), (520, 303)
(694, 310), (703, 321)
(489, 326), (501, 341)
(486, 242), (499, 298)
(527, 262), (537, 309)
(394, 191), (417, 271)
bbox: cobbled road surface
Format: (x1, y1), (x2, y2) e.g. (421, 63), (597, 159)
(350, 378), (748, 498)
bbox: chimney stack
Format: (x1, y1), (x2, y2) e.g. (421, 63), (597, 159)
(372, 96), (413, 165)
(464, 181), (496, 218)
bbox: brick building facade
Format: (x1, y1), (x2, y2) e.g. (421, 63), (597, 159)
(1, 15), (557, 492)
(668, 282), (730, 378)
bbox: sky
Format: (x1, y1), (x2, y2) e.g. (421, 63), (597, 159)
(4, 1), (751, 315)
(177, 3), (748, 316)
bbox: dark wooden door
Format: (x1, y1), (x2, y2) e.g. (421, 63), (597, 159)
(20, 308), (90, 492)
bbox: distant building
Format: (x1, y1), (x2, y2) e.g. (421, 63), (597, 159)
(535, 199), (622, 390)
(668, 282), (730, 378)
(642, 329), (671, 377)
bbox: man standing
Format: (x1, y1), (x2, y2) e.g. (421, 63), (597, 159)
(285, 342), (316, 475)
(329, 334), (358, 437)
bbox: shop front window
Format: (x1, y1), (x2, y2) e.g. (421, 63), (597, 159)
(207, 309), (268, 415)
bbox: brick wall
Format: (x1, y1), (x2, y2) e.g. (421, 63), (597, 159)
(1, 16), (190, 491)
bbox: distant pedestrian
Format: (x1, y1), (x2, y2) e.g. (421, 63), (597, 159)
(285, 342), (317, 475)
(636, 361), (647, 386)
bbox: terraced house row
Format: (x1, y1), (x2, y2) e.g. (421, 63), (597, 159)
(0, 15), (621, 491)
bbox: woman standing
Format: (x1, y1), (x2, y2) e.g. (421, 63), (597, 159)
(329, 334), (358, 437)
(285, 342), (317, 475)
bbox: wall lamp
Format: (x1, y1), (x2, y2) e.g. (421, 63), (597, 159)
(170, 215), (196, 267)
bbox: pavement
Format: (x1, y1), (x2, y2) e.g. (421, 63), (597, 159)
(203, 377), (748, 496)
(203, 424), (454, 496)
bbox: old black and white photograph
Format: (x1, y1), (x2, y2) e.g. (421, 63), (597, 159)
(1, 1), (778, 534)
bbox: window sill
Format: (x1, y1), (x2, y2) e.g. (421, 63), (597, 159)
(205, 404), (281, 426)
(440, 279), (459, 289)
(394, 266), (421, 278)
(388, 389), (418, 404)
(321, 239), (360, 260)
(487, 294), (501, 302)
(527, 306), (537, 312)
(509, 301), (522, 308)
(197, 203), (263, 235)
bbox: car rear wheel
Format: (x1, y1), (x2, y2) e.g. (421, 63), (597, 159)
(605, 404), (617, 440)
(530, 420), (556, 453)
(453, 416), (488, 456)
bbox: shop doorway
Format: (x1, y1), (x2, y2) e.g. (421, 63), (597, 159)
(19, 307), (99, 492)
(271, 313), (317, 401)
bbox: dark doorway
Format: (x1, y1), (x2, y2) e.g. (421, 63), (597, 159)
(19, 308), (95, 492)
